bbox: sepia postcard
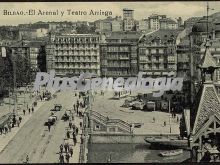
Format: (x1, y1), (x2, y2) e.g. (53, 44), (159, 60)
(0, 1), (220, 164)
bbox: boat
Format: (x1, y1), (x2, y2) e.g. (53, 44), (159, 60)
(144, 137), (189, 149)
(160, 149), (183, 157)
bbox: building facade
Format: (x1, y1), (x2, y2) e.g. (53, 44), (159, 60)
(123, 9), (135, 31)
(46, 33), (101, 77)
(176, 36), (191, 104)
(100, 32), (142, 78)
(160, 18), (178, 30)
(148, 14), (166, 30)
(138, 29), (182, 77)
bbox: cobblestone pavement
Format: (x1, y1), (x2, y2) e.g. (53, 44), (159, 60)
(0, 90), (82, 163)
(92, 91), (180, 135)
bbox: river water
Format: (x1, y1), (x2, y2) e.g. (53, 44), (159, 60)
(87, 143), (191, 163)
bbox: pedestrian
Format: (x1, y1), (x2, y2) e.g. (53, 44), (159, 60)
(69, 121), (72, 129)
(28, 108), (31, 114)
(19, 116), (22, 123)
(65, 153), (70, 163)
(8, 124), (11, 132)
(32, 107), (34, 113)
(0, 127), (2, 135)
(4, 126), (8, 134)
(59, 153), (64, 163)
(17, 120), (20, 127)
(73, 104), (76, 111)
(73, 137), (76, 146)
(60, 144), (63, 153)
(164, 121), (166, 127)
(48, 123), (51, 132)
(71, 114), (74, 121)
(76, 127), (79, 135)
(69, 146), (73, 157)
(64, 142), (69, 153)
(73, 135), (76, 146)
(80, 122), (82, 128)
(26, 155), (29, 163)
(66, 131), (70, 139)
(80, 135), (83, 144)
(153, 117), (155, 123)
(23, 109), (26, 115)
(76, 108), (79, 116)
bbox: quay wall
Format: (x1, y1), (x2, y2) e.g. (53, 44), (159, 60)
(89, 133), (180, 144)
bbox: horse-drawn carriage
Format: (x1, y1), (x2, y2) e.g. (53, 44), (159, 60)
(51, 104), (62, 111)
(61, 110), (71, 121)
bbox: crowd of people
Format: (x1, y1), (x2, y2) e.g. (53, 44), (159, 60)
(58, 92), (85, 163)
(0, 114), (22, 135)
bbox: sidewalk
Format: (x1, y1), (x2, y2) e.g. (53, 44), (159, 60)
(0, 98), (45, 153)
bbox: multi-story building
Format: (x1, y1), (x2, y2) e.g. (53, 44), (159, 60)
(112, 18), (123, 32)
(100, 32), (142, 78)
(160, 18), (178, 30)
(46, 33), (101, 77)
(138, 29), (182, 77)
(123, 9), (135, 31)
(148, 14), (166, 30)
(177, 36), (191, 104)
(95, 16), (122, 32)
(136, 19), (149, 32)
(10, 40), (47, 83)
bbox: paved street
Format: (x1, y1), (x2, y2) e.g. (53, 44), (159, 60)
(0, 90), (82, 163)
(92, 91), (180, 135)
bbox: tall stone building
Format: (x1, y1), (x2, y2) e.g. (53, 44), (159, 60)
(123, 8), (135, 31)
(138, 29), (183, 77)
(100, 32), (142, 78)
(148, 14), (166, 30)
(46, 33), (101, 77)
(177, 36), (191, 104)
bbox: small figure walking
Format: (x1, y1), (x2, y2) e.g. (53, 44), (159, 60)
(32, 107), (34, 113)
(65, 153), (70, 163)
(60, 144), (63, 153)
(26, 155), (29, 163)
(153, 117), (155, 123)
(164, 121), (166, 127)
(60, 153), (64, 163)
(69, 121), (72, 129)
(19, 116), (22, 123)
(69, 147), (73, 157)
(48, 123), (51, 132)
(28, 108), (31, 114)
(75, 127), (79, 135)
(66, 131), (70, 139)
(23, 109), (26, 115)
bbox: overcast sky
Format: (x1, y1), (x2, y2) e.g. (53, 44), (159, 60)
(0, 2), (219, 26)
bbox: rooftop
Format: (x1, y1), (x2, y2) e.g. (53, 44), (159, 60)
(139, 29), (183, 44)
(106, 31), (143, 40)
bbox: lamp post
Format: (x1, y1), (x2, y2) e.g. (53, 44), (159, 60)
(169, 99), (172, 134)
